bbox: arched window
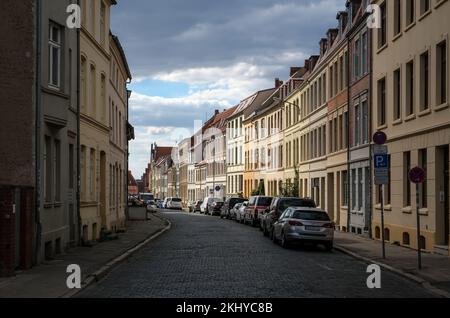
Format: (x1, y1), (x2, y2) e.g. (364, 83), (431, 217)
(384, 228), (390, 242)
(402, 232), (410, 245)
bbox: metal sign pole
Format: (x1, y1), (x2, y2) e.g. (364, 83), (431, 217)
(416, 183), (422, 270)
(380, 184), (385, 259)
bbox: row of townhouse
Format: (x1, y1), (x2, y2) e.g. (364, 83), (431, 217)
(146, 0), (450, 255)
(0, 0), (133, 276)
(238, 0), (450, 255)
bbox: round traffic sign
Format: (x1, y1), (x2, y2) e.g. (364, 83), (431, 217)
(373, 131), (387, 145)
(215, 186), (221, 192)
(409, 167), (426, 184)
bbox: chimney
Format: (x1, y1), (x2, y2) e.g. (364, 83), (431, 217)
(309, 55), (320, 71)
(319, 38), (328, 56)
(215, 109), (220, 116)
(304, 59), (311, 71)
(275, 78), (282, 88)
(327, 28), (339, 47)
(336, 11), (348, 33)
(290, 67), (302, 77)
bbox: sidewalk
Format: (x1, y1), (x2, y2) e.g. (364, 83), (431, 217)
(0, 213), (169, 298)
(334, 231), (450, 297)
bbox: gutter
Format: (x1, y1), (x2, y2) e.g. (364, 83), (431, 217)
(34, 0), (42, 265)
(76, 0), (82, 245)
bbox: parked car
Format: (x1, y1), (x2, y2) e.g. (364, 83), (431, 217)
(244, 196), (273, 227)
(162, 197), (170, 209)
(128, 195), (143, 207)
(235, 201), (248, 223)
(208, 200), (224, 216)
(189, 200), (203, 213)
(166, 197), (183, 210)
(220, 197), (247, 219)
(139, 193), (155, 206)
(229, 203), (243, 220)
(156, 199), (164, 209)
(146, 200), (157, 213)
(261, 197), (316, 236)
(272, 207), (334, 250)
(200, 197), (217, 214)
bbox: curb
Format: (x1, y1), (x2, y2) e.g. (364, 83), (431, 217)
(61, 214), (172, 298)
(334, 244), (450, 298)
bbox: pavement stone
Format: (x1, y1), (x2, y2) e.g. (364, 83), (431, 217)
(0, 208), (167, 298)
(78, 211), (438, 298)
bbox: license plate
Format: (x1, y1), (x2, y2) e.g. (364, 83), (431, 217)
(305, 226), (321, 231)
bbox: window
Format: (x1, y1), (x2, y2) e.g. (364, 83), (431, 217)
(420, 51), (430, 111)
(354, 38), (360, 79)
(49, 23), (62, 88)
(378, 78), (386, 126)
(361, 32), (368, 75)
(358, 168), (363, 211)
(420, 0), (430, 16)
(54, 139), (61, 202)
(437, 41), (447, 105)
(81, 57), (87, 112)
(354, 104), (360, 146)
(69, 144), (74, 189)
(100, 2), (106, 45)
(406, 0), (415, 26)
(404, 152), (411, 207)
(419, 149), (428, 208)
(394, 0), (402, 36)
(90, 149), (96, 201)
(44, 136), (52, 203)
(362, 100), (368, 144)
(394, 68), (402, 120)
(378, 2), (387, 48)
(343, 111), (348, 149)
(342, 171), (349, 206)
(406, 60), (415, 116)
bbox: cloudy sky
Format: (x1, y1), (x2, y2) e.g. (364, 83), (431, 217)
(110, 0), (344, 178)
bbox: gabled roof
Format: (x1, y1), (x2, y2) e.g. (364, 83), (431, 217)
(243, 88), (276, 122)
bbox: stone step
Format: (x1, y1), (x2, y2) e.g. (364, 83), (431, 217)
(433, 245), (449, 256)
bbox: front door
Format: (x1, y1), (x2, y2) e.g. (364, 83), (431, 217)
(444, 146), (449, 245)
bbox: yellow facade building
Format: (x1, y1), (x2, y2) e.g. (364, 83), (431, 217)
(372, 0), (450, 254)
(80, 0), (131, 242)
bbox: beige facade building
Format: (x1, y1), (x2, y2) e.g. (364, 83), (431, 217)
(80, 0), (131, 242)
(372, 0), (450, 254)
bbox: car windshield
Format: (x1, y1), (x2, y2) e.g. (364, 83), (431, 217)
(141, 194), (154, 201)
(279, 199), (315, 211)
(257, 197), (273, 206)
(172, 198), (182, 202)
(292, 211), (330, 221)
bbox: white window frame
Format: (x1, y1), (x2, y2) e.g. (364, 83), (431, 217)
(49, 23), (61, 89)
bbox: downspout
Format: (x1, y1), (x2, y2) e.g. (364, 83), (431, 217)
(76, 0), (81, 245)
(34, 0), (42, 265)
(126, 85), (131, 221)
(368, 26), (374, 239)
(346, 35), (351, 233)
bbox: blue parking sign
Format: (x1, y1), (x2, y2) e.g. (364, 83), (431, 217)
(374, 154), (388, 169)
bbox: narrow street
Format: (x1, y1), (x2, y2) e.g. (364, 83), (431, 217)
(78, 211), (436, 298)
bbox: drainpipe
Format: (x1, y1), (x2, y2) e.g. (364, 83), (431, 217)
(34, 0), (42, 265)
(126, 86), (131, 221)
(346, 35), (351, 233)
(76, 0), (81, 245)
(368, 27), (374, 239)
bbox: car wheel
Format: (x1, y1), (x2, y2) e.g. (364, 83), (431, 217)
(280, 232), (289, 249)
(271, 229), (278, 244)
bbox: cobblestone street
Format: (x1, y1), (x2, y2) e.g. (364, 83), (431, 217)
(78, 211), (437, 298)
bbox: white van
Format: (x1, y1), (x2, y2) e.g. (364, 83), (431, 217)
(167, 198), (183, 210)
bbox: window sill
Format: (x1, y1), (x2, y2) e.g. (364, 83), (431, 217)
(418, 108), (431, 117)
(392, 118), (402, 126)
(434, 102), (449, 112)
(435, 0), (448, 10)
(402, 206), (412, 214)
(404, 114), (416, 122)
(404, 22), (416, 33)
(376, 124), (387, 131)
(419, 208), (429, 216)
(392, 32), (403, 42)
(375, 204), (392, 211)
(418, 10), (431, 22)
(44, 203), (53, 209)
(377, 43), (388, 55)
